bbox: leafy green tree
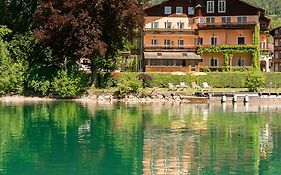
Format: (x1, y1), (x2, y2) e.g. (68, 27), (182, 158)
(0, 26), (26, 95)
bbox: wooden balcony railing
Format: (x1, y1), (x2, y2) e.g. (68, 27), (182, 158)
(198, 22), (257, 29)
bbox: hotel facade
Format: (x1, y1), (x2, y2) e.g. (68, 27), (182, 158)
(142, 0), (270, 72)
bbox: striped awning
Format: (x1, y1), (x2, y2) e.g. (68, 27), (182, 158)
(144, 52), (201, 60)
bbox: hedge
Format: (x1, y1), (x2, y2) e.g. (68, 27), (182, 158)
(115, 72), (281, 88)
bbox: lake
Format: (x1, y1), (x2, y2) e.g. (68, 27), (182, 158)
(0, 101), (281, 175)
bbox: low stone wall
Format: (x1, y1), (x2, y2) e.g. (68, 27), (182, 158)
(79, 92), (209, 103)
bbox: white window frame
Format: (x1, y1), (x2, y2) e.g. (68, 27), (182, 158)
(218, 0), (226, 13)
(151, 22), (159, 28)
(177, 22), (184, 29)
(164, 39), (172, 45)
(178, 39), (184, 46)
(188, 7), (195, 15)
(221, 16), (231, 23)
(164, 21), (172, 29)
(207, 1), (215, 13)
(210, 36), (218, 45)
(164, 6), (172, 15)
(176, 7), (183, 14)
(206, 17), (215, 23)
(237, 16), (247, 23)
(238, 36), (245, 45)
(151, 38), (158, 45)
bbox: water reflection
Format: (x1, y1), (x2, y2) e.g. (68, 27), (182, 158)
(0, 101), (281, 174)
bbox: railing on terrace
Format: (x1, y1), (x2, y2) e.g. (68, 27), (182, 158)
(200, 66), (253, 72)
(198, 22), (257, 29)
(144, 45), (197, 51)
(144, 28), (196, 35)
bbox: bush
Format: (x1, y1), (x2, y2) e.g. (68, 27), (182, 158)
(26, 65), (59, 96)
(52, 67), (88, 98)
(116, 74), (142, 98)
(0, 35), (26, 95)
(245, 71), (265, 92)
(137, 73), (152, 88)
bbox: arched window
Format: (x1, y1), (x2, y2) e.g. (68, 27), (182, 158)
(210, 57), (218, 66)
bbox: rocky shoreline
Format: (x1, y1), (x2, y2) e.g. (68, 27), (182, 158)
(77, 92), (209, 103)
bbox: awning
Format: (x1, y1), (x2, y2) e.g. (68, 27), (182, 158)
(144, 52), (201, 60)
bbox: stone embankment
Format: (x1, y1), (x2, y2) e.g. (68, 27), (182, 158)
(78, 92), (209, 103)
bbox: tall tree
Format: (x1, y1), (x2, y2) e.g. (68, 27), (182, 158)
(34, 0), (143, 86)
(0, 0), (38, 34)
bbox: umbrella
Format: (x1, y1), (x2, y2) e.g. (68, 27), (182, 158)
(171, 72), (186, 75)
(191, 72), (207, 76)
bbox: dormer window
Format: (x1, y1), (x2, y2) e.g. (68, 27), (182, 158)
(218, 0), (226, 13)
(207, 1), (214, 13)
(164, 6), (172, 14)
(164, 21), (172, 29)
(176, 7), (183, 14)
(151, 22), (159, 28)
(188, 7), (195, 15)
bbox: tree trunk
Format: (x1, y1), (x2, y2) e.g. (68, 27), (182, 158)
(90, 58), (98, 88)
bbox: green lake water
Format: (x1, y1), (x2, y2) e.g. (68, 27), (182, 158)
(0, 101), (281, 175)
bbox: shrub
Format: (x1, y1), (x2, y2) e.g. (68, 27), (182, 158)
(116, 74), (142, 98)
(0, 34), (26, 95)
(245, 71), (265, 92)
(137, 73), (152, 88)
(26, 65), (59, 96)
(52, 67), (88, 98)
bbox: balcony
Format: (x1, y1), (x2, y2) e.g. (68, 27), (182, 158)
(197, 22), (257, 30)
(144, 45), (197, 51)
(144, 28), (196, 35)
(145, 65), (200, 72)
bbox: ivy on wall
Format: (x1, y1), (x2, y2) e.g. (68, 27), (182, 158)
(197, 24), (261, 70)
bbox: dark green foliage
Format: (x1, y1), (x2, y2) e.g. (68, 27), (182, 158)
(27, 65), (58, 96)
(245, 71), (265, 92)
(52, 66), (89, 98)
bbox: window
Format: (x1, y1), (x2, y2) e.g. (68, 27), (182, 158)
(176, 7), (183, 14)
(206, 17), (215, 27)
(238, 37), (245, 45)
(222, 16), (231, 23)
(211, 36), (218, 45)
(164, 39), (172, 45)
(237, 59), (245, 66)
(274, 39), (281, 47)
(178, 39), (184, 46)
(207, 1), (215, 13)
(150, 60), (161, 66)
(188, 7), (195, 15)
(177, 22), (184, 29)
(275, 29), (279, 35)
(218, 0), (226, 13)
(151, 22), (159, 28)
(260, 41), (266, 50)
(194, 38), (203, 45)
(210, 57), (218, 66)
(237, 16), (247, 23)
(164, 21), (172, 29)
(151, 38), (158, 45)
(164, 6), (172, 14)
(163, 60), (174, 66)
